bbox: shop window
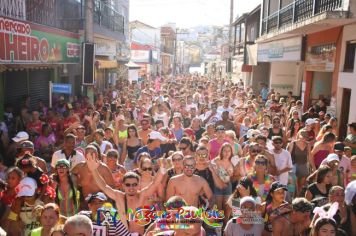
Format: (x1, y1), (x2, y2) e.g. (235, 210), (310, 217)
(344, 41), (356, 72)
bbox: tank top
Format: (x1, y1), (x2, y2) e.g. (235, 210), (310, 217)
(291, 142), (308, 165)
(313, 150), (329, 168)
(126, 139), (142, 160)
(268, 127), (283, 139)
(20, 200), (42, 236)
(118, 130), (128, 139)
(30, 227), (42, 236)
(209, 139), (228, 160)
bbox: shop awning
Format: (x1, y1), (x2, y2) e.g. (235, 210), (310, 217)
(0, 64), (59, 72)
(125, 61), (142, 69)
(96, 60), (118, 69)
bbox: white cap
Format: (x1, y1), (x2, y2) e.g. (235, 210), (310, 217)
(321, 153), (340, 166)
(345, 180), (356, 205)
(247, 129), (261, 139)
(12, 131), (29, 142)
(305, 118), (316, 126)
(240, 196), (256, 207)
(16, 177), (37, 197)
(149, 131), (167, 142)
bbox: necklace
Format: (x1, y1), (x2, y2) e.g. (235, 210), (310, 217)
(252, 174), (271, 201)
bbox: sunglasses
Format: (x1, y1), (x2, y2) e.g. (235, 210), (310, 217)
(250, 149), (261, 153)
(184, 164), (195, 170)
(172, 158), (183, 162)
(141, 167), (153, 171)
(331, 193), (345, 197)
(273, 120), (280, 124)
(196, 153), (208, 158)
(57, 165), (68, 169)
(124, 183), (138, 187)
(255, 160), (267, 166)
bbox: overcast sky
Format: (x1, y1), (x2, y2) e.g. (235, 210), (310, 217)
(129, 0), (262, 28)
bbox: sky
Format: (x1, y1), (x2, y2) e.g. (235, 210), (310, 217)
(129, 0), (262, 28)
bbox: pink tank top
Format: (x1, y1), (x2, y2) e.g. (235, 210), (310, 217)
(209, 139), (228, 160)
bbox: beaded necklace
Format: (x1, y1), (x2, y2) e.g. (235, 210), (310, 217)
(252, 174), (271, 201)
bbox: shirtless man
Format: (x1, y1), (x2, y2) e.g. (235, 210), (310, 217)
(166, 156), (213, 207)
(71, 145), (115, 208)
(138, 118), (152, 145)
(270, 198), (313, 236)
(85, 152), (167, 235)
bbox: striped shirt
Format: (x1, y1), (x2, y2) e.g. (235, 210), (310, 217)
(78, 211), (131, 236)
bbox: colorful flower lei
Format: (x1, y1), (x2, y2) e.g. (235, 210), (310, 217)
(251, 174), (271, 201)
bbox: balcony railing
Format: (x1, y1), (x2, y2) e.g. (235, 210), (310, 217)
(261, 0), (344, 35)
(26, 0), (82, 33)
(94, 0), (124, 33)
(0, 0), (26, 20)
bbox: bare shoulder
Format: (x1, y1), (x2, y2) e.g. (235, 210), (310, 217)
(169, 174), (183, 182)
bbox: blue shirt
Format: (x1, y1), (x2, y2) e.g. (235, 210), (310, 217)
(134, 146), (161, 163)
(261, 87), (269, 100)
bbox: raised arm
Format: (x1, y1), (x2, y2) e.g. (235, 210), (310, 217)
(86, 152), (123, 200)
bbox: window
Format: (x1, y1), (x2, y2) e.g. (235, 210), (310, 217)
(344, 41), (356, 72)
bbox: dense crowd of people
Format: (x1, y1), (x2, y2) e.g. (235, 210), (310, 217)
(0, 75), (355, 236)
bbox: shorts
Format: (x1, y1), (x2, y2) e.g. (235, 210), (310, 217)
(293, 163), (309, 178)
(214, 182), (232, 196)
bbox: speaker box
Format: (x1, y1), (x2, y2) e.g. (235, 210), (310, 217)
(82, 43), (95, 85)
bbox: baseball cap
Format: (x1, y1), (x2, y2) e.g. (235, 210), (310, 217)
(55, 159), (70, 168)
(333, 142), (345, 151)
(305, 118), (316, 126)
(321, 153), (340, 165)
(76, 125), (85, 130)
(16, 177), (37, 197)
(149, 131), (167, 142)
(85, 192), (107, 203)
(270, 181), (288, 192)
(215, 125), (225, 131)
(19, 141), (34, 149)
(240, 196), (256, 207)
(247, 129), (261, 139)
(345, 180), (356, 205)
(12, 131), (29, 142)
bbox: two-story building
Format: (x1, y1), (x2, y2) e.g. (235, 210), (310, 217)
(257, 0), (356, 138)
(232, 5), (269, 91)
(160, 25), (176, 76)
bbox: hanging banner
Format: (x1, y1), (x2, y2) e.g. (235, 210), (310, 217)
(305, 43), (336, 72)
(0, 16), (81, 64)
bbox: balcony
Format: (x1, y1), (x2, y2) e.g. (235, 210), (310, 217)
(260, 0), (352, 41)
(25, 0), (82, 33)
(0, 0), (26, 20)
(94, 0), (125, 34)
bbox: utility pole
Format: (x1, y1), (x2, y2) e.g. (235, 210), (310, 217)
(85, 0), (94, 42)
(84, 0), (94, 101)
(228, 0), (234, 79)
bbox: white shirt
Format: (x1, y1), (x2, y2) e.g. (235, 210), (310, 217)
(99, 141), (113, 154)
(273, 149), (293, 185)
(153, 112), (170, 127)
(51, 149), (85, 170)
(217, 106), (233, 114)
(203, 111), (222, 124)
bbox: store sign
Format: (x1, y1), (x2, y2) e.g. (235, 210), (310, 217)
(0, 16), (80, 64)
(131, 50), (150, 63)
(305, 43), (336, 72)
(257, 37), (302, 62)
(95, 38), (116, 56)
(52, 83), (72, 94)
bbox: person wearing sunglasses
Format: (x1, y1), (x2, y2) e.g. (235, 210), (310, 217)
(166, 156), (213, 208)
(104, 149), (126, 191)
(235, 143), (262, 179)
(53, 159), (80, 217)
(271, 136), (293, 186)
(267, 117), (286, 147)
(167, 152), (184, 180)
(86, 152), (168, 235)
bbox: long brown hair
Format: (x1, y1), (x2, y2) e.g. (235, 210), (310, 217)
(218, 142), (233, 160)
